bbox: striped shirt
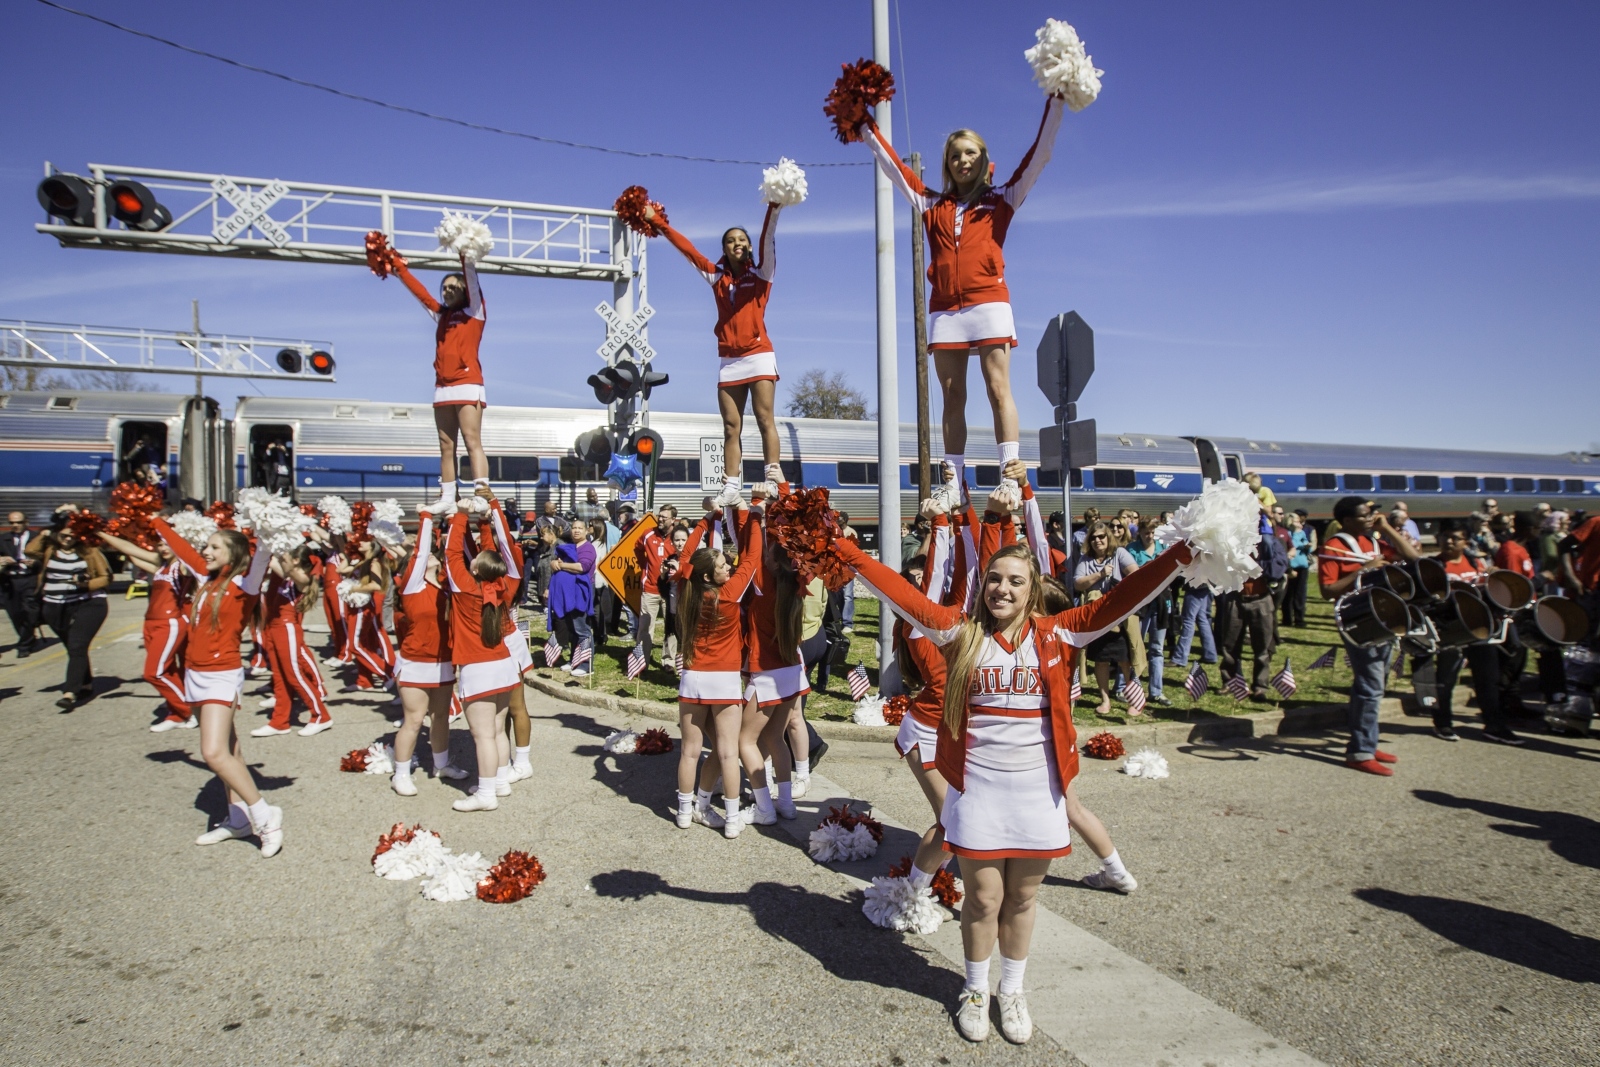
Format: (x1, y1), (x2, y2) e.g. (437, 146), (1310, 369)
(42, 550), (102, 604)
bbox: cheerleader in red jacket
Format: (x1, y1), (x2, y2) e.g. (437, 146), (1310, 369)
(473, 502), (535, 784)
(648, 202), (786, 506)
(319, 549), (349, 666)
(390, 505), (470, 796)
(152, 516), (284, 858)
(339, 540), (395, 690)
(443, 490), (521, 813)
(856, 97), (1064, 506)
(673, 502), (763, 836)
(250, 543), (332, 738)
(97, 528), (194, 732)
(739, 501), (810, 826)
(834, 524), (1188, 1043)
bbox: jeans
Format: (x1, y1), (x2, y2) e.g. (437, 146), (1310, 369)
(1171, 587), (1216, 667)
(42, 596), (107, 695)
(1412, 644), (1505, 732)
(1344, 639), (1392, 760)
(635, 591), (664, 663)
(841, 580), (856, 628)
(1282, 569), (1309, 627)
(1140, 613), (1167, 697)
(552, 610), (593, 666)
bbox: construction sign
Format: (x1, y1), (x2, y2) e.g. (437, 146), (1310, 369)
(595, 514), (658, 615)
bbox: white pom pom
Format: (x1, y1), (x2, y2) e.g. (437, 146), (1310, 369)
(603, 730), (639, 754)
(759, 158), (809, 206)
(367, 519), (405, 551)
(362, 742), (395, 775)
(169, 511), (217, 549)
(852, 695), (886, 727)
(862, 876), (945, 934)
(808, 821), (879, 863)
(318, 495), (352, 535)
(1122, 747), (1170, 780)
(373, 830), (446, 881)
(434, 211), (494, 263)
(419, 850), (492, 902)
(1024, 18), (1103, 112)
(337, 578), (372, 609)
(372, 498), (403, 526)
(1153, 479), (1264, 594)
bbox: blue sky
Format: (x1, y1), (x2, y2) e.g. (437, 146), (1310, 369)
(2, 0), (1596, 454)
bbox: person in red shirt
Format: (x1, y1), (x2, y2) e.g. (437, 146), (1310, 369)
(633, 516), (673, 666)
(1561, 514), (1600, 595)
(338, 540), (395, 691)
(318, 549), (350, 667)
(390, 506), (470, 796)
(97, 529), (194, 731)
(1495, 511), (1569, 717)
(250, 544), (332, 738)
(1410, 528), (1506, 743)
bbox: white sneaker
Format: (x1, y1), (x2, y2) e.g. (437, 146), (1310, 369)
(693, 804), (725, 829)
(247, 666), (264, 679)
(257, 696), (276, 710)
(569, 667), (590, 679)
(774, 796), (798, 820)
(150, 717), (185, 733)
(997, 992), (1032, 1044)
(299, 719), (332, 736)
(747, 805), (778, 826)
(792, 775), (810, 799)
(955, 988), (990, 1042)
(509, 763), (533, 783)
(423, 492), (457, 515)
(195, 821), (251, 846)
(494, 778), (512, 797)
(435, 763), (470, 780)
(254, 806), (284, 858)
(392, 773), (417, 797)
(714, 482), (744, 508)
(321, 655), (343, 667)
(560, 663), (574, 673)
(250, 724), (291, 738)
(453, 790), (499, 812)
(675, 806), (694, 829)
(723, 812), (742, 839)
(1082, 867), (1139, 894)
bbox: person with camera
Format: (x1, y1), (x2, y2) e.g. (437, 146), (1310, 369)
(26, 513), (112, 709)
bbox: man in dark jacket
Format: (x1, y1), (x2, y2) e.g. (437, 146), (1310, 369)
(0, 510), (41, 655)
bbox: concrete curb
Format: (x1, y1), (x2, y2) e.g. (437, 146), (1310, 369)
(524, 672), (1405, 746)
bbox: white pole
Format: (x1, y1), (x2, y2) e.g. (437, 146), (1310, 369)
(872, 0), (900, 673)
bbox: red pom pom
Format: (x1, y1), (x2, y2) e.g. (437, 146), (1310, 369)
(824, 58), (896, 144)
(763, 487), (854, 591)
(819, 802), (884, 842)
(365, 231), (400, 278)
(340, 748), (369, 772)
(887, 854), (913, 879)
(930, 867), (963, 907)
(635, 727), (674, 755)
(371, 822), (421, 863)
(613, 186), (668, 237)
(347, 500), (374, 548)
(205, 502), (236, 530)
(476, 850), (548, 903)
(104, 481), (164, 549)
(882, 694), (910, 726)
(1083, 731), (1125, 760)
(65, 510), (106, 545)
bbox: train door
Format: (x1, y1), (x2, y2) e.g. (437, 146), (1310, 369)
(117, 420), (168, 485)
(248, 423), (296, 497)
(1191, 438), (1225, 484)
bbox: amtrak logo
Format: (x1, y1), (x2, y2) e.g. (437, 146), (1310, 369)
(1152, 475), (1174, 489)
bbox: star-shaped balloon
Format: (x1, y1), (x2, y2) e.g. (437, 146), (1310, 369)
(604, 452), (643, 488)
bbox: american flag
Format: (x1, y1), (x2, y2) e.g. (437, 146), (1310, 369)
(626, 642), (646, 680)
(1390, 652), (1405, 678)
(673, 652), (683, 674)
(570, 642), (592, 668)
(1124, 676), (1147, 715)
(544, 634), (561, 667)
(1271, 659), (1297, 698)
(1310, 648), (1337, 670)
(1183, 665), (1209, 701)
(1224, 672), (1251, 701)
(1070, 676), (1083, 703)
(848, 664), (872, 701)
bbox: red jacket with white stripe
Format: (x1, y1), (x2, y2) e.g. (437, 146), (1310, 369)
(864, 98), (1063, 312)
(658, 205), (781, 359)
(393, 254), (486, 388)
(444, 508), (516, 666)
(674, 507), (761, 673)
(153, 517), (270, 672)
(397, 511), (451, 663)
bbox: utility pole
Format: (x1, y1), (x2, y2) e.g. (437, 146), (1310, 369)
(872, 0), (900, 672)
(191, 299), (202, 398)
(908, 152), (931, 502)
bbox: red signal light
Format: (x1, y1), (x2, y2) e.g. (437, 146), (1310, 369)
(113, 188), (144, 214)
(634, 435), (655, 457)
(307, 351), (335, 375)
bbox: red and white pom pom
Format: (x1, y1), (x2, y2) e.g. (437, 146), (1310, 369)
(759, 158), (808, 206)
(434, 211), (494, 263)
(337, 578), (372, 610)
(340, 747), (369, 772)
(613, 186), (668, 237)
(930, 867), (963, 908)
(863, 875), (944, 934)
(809, 803), (883, 862)
(204, 501), (236, 530)
(1083, 731), (1126, 760)
(1024, 18), (1103, 112)
(105, 482), (164, 549)
(603, 729), (639, 754)
(1122, 747), (1170, 780)
(882, 694), (910, 726)
(374, 829), (447, 881)
(852, 694), (886, 726)
(420, 850), (492, 902)
(476, 850), (547, 903)
(823, 58), (895, 144)
(1154, 479), (1263, 594)
(763, 487), (854, 591)
(371, 822), (420, 863)
(635, 728), (674, 755)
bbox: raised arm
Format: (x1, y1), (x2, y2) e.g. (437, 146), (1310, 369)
(750, 203), (780, 283)
(862, 117), (938, 212)
(722, 507), (762, 601)
(239, 541), (272, 597)
(1048, 543), (1189, 647)
(923, 513), (953, 597)
(403, 512), (435, 595)
(461, 255), (485, 322)
(836, 538), (964, 645)
(1019, 482), (1051, 577)
(443, 512), (476, 593)
(390, 256), (441, 319)
(96, 530), (162, 573)
(999, 96), (1065, 210)
(150, 516), (208, 580)
(485, 500), (522, 579)
(655, 220), (719, 284)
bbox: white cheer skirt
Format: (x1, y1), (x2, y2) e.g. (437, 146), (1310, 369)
(505, 627), (534, 675)
(928, 302), (1017, 351)
(185, 667), (246, 706)
(717, 350), (778, 388)
(941, 713), (1071, 860)
(895, 713), (940, 769)
(679, 669), (745, 706)
(745, 663), (810, 707)
(456, 657), (520, 702)
(395, 655), (455, 688)
(433, 383), (488, 407)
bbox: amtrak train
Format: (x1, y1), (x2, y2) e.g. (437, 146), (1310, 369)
(1, 389), (1594, 545)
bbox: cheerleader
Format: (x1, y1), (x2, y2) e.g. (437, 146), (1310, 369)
(319, 546), (350, 666)
(383, 246), (490, 510)
(443, 490), (521, 812)
(647, 202), (786, 505)
(740, 503), (809, 825)
(391, 505), (470, 795)
(97, 528), (194, 731)
(833, 525), (1189, 1043)
(855, 96), (1064, 505)
(673, 501), (763, 836)
(251, 544), (332, 738)
(475, 503), (535, 783)
(339, 540), (395, 690)
(151, 516), (283, 858)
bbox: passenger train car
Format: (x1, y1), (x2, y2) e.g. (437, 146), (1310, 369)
(2, 390), (1595, 545)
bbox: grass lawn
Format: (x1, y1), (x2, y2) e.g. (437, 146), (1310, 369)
(526, 586), (1408, 726)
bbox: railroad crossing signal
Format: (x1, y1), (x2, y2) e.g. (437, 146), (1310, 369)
(595, 300), (655, 363)
(212, 177), (290, 246)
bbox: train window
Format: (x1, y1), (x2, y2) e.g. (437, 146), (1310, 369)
(47, 396), (78, 411)
(654, 458), (700, 483)
(1343, 474), (1374, 491)
(1482, 477), (1507, 492)
(1093, 468), (1136, 489)
(1564, 479), (1586, 493)
(1452, 476), (1478, 492)
(1538, 478), (1560, 493)
(488, 456), (543, 482)
(1378, 475), (1408, 492)
(973, 465), (1000, 487)
(741, 460), (803, 485)
(247, 424), (294, 494)
(558, 457), (604, 482)
(1069, 468), (1083, 489)
(836, 462), (877, 485)
(1305, 473), (1337, 490)
(1224, 455), (1242, 481)
(1036, 467), (1062, 488)
(1511, 478), (1534, 492)
(1413, 475), (1440, 492)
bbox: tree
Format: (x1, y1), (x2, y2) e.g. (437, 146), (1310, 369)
(785, 369), (869, 421)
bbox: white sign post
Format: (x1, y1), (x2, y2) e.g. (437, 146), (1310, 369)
(699, 438), (724, 492)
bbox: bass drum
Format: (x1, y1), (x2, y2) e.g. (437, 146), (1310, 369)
(1482, 569), (1534, 613)
(1426, 589), (1493, 649)
(1511, 596), (1591, 652)
(1357, 565), (1415, 602)
(1406, 557), (1451, 603)
(1335, 587), (1410, 648)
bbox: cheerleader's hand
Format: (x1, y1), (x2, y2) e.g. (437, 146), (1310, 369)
(1001, 459), (1028, 485)
(920, 496), (947, 519)
(643, 204), (656, 221)
(986, 487), (1015, 517)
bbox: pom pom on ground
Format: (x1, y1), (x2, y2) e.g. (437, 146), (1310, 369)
(824, 58), (896, 144)
(602, 729), (638, 754)
(759, 158), (809, 206)
(882, 694), (910, 726)
(1024, 18), (1103, 111)
(1154, 479), (1264, 595)
(1084, 731), (1126, 760)
(1123, 747), (1170, 780)
(635, 728), (674, 755)
(361, 742), (394, 775)
(420, 850), (492, 902)
(863, 876), (944, 934)
(374, 830), (447, 881)
(340, 747), (369, 772)
(930, 867), (964, 908)
(317, 495), (352, 535)
(614, 186), (668, 237)
(814, 803), (884, 851)
(763, 487), (853, 590)
(809, 820), (879, 863)
(887, 855), (914, 878)
(476, 850), (547, 903)
(852, 694), (886, 726)
(168, 510), (218, 550)
(371, 822), (420, 863)
(434, 212), (494, 262)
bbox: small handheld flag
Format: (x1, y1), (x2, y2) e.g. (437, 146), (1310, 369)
(673, 652), (684, 674)
(1070, 676), (1083, 703)
(570, 643), (593, 669)
(1310, 648), (1337, 671)
(1124, 676), (1147, 716)
(626, 642), (646, 680)
(1184, 665), (1209, 701)
(1271, 658), (1297, 698)
(848, 664), (872, 701)
(544, 634), (561, 668)
(1224, 672), (1251, 701)
(1390, 652), (1405, 678)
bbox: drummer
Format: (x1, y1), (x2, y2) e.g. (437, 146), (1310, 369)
(1410, 528), (1513, 744)
(1319, 495), (1424, 775)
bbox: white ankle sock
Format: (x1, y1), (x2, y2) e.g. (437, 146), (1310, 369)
(226, 801), (251, 828)
(998, 441), (1020, 465)
(723, 795), (740, 820)
(753, 786), (774, 814)
(999, 955), (1027, 995)
(432, 750), (450, 770)
(476, 776), (496, 796)
(964, 957), (990, 993)
(438, 480), (456, 500)
(776, 780), (792, 805)
(1102, 849), (1128, 878)
(908, 865), (935, 890)
(944, 453), (965, 485)
(513, 745), (530, 769)
(247, 799), (271, 825)
(723, 476), (740, 491)
(794, 759), (810, 778)
(695, 787), (713, 810)
(496, 764), (511, 787)
(393, 759), (413, 777)
(676, 791), (694, 813)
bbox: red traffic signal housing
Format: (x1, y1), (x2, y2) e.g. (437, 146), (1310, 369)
(626, 427), (663, 462)
(107, 180), (172, 231)
(37, 174), (94, 226)
(307, 351), (335, 375)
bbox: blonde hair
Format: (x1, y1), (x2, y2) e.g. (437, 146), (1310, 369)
(941, 128), (991, 203)
(941, 544), (1044, 737)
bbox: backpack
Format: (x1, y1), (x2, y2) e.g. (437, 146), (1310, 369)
(1259, 528), (1290, 582)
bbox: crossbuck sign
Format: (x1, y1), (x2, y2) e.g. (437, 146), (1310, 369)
(212, 177), (291, 247)
(594, 301), (655, 363)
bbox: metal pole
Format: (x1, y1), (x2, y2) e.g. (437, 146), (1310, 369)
(872, 0), (900, 675)
(908, 152), (930, 503)
(191, 299), (202, 398)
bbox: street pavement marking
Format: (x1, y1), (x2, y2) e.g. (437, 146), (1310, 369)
(0, 621), (141, 676)
(778, 769), (1326, 1067)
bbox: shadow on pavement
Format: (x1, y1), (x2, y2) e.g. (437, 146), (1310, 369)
(591, 869), (957, 1004)
(146, 748), (297, 820)
(1354, 888), (1600, 984)
(1412, 789), (1600, 871)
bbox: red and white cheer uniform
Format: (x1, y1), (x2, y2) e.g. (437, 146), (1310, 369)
(261, 573), (330, 729)
(143, 560), (192, 721)
(154, 517), (271, 707)
(658, 205), (783, 388)
(675, 507), (761, 706)
(394, 253), (488, 407)
(444, 510), (520, 701)
(395, 511), (454, 687)
(743, 509), (811, 708)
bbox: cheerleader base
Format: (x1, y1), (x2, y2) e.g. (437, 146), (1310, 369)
(895, 714), (939, 770)
(433, 383), (488, 407)
(928, 302), (1017, 352)
(395, 656), (455, 687)
(941, 749), (1072, 860)
(456, 659), (520, 702)
(506, 628), (534, 675)
(679, 669), (744, 707)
